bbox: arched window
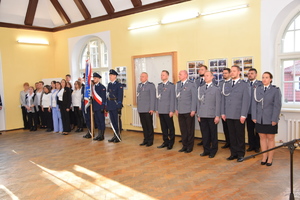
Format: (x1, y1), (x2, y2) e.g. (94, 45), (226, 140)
(280, 12), (300, 105)
(79, 37), (109, 86)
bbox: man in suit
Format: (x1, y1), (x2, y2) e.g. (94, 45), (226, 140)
(221, 65), (250, 162)
(92, 73), (107, 141)
(175, 70), (197, 153)
(107, 69), (124, 143)
(197, 71), (221, 158)
(156, 70), (175, 150)
(218, 68), (231, 149)
(137, 72), (156, 147)
(246, 68), (262, 153)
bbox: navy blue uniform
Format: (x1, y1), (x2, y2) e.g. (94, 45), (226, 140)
(93, 82), (107, 131)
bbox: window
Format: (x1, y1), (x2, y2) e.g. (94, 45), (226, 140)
(79, 37), (109, 86)
(280, 13), (300, 105)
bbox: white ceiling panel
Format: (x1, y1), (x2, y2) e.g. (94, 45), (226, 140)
(58, 0), (85, 23)
(142, 0), (163, 6)
(109, 0), (134, 12)
(0, 0), (29, 25)
(83, 0), (107, 18)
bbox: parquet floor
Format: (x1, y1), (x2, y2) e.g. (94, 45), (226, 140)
(0, 129), (299, 200)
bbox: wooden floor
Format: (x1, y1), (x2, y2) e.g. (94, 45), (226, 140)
(0, 129), (299, 200)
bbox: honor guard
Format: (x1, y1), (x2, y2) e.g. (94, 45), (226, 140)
(107, 69), (124, 143)
(92, 73), (107, 141)
(221, 65), (250, 162)
(137, 72), (156, 147)
(156, 70), (176, 150)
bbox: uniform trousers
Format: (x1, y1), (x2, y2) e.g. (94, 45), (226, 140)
(60, 105), (71, 132)
(83, 106), (91, 131)
(43, 108), (53, 130)
(178, 113), (195, 150)
(227, 119), (245, 157)
(21, 106), (29, 129)
(246, 114), (260, 149)
(94, 110), (105, 130)
(222, 119), (230, 145)
(139, 113), (154, 145)
(159, 114), (175, 146)
(52, 107), (63, 132)
(27, 112), (38, 129)
(74, 107), (84, 128)
(108, 109), (121, 136)
(199, 118), (218, 155)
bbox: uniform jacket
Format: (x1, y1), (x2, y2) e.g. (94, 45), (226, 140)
(106, 81), (124, 111)
(221, 79), (250, 120)
(218, 79), (231, 88)
(175, 80), (197, 114)
(197, 83), (221, 118)
(137, 81), (156, 113)
(195, 77), (218, 88)
(92, 82), (107, 111)
(251, 84), (282, 124)
(156, 81), (175, 114)
(246, 80), (262, 114)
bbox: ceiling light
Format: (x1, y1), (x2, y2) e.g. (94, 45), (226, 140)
(128, 22), (160, 30)
(200, 4), (249, 16)
(17, 38), (49, 45)
(161, 12), (199, 24)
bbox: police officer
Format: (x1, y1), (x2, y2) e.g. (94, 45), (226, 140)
(107, 69), (124, 143)
(92, 73), (107, 141)
(137, 72), (156, 147)
(156, 70), (175, 150)
(246, 68), (262, 153)
(175, 70), (197, 153)
(218, 68), (231, 149)
(221, 65), (250, 162)
(197, 71), (221, 158)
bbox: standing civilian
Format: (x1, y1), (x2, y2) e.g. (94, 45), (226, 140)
(20, 82), (29, 129)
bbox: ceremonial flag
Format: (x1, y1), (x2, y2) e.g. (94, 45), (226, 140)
(84, 60), (92, 113)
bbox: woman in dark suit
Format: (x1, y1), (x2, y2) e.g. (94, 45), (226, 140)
(57, 79), (71, 135)
(252, 72), (282, 166)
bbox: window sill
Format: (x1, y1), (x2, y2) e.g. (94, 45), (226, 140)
(281, 108), (300, 113)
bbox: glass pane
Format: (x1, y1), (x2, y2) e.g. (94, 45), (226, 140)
(283, 60), (294, 81)
(283, 31), (294, 52)
(284, 82), (294, 103)
(288, 22), (295, 30)
(295, 15), (300, 29)
(295, 30), (300, 51)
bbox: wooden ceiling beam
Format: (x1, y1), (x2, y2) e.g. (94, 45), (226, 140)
(24, 0), (39, 26)
(0, 22), (52, 32)
(131, 0), (142, 7)
(50, 0), (71, 24)
(100, 0), (115, 15)
(74, 0), (91, 20)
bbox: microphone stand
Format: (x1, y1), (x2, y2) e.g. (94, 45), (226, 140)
(242, 139), (300, 200)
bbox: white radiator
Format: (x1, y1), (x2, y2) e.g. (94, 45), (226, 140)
(287, 119), (300, 141)
(132, 107), (156, 128)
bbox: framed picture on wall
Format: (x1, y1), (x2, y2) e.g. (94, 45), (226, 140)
(232, 56), (253, 80)
(116, 66), (127, 89)
(209, 58), (227, 83)
(187, 60), (205, 81)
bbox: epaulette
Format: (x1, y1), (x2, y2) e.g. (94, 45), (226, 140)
(148, 82), (154, 85)
(272, 85), (279, 89)
(158, 83), (163, 85)
(177, 81), (181, 83)
(169, 82), (174, 85)
(241, 80), (247, 83)
(188, 80), (194, 83)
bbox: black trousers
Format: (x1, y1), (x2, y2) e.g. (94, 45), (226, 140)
(21, 106), (29, 129)
(227, 119), (245, 157)
(139, 113), (154, 145)
(60, 105), (71, 132)
(27, 112), (38, 129)
(74, 107), (84, 128)
(246, 114), (260, 149)
(178, 113), (195, 150)
(38, 105), (46, 127)
(159, 114), (175, 146)
(199, 118), (218, 155)
(222, 119), (230, 145)
(43, 108), (53, 130)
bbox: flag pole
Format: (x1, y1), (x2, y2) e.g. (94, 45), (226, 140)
(90, 98), (94, 139)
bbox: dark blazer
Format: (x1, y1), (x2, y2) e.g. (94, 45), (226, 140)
(58, 87), (71, 108)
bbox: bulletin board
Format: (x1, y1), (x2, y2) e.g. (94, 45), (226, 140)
(132, 52), (177, 105)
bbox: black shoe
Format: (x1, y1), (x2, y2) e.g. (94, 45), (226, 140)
(178, 140), (182, 143)
(30, 127), (34, 131)
(75, 128), (80, 132)
(114, 139), (120, 143)
(140, 142), (147, 146)
(167, 145), (173, 150)
(157, 144), (167, 148)
(83, 133), (91, 138)
(266, 162), (272, 166)
(227, 155), (238, 160)
(221, 144), (230, 149)
(200, 152), (210, 157)
(255, 148), (260, 153)
(246, 147), (254, 152)
(46, 129), (52, 132)
(146, 143), (153, 147)
(178, 148), (187, 152)
(209, 155), (215, 158)
(237, 157), (244, 162)
(197, 141), (203, 146)
(185, 149), (193, 153)
(261, 158), (268, 165)
(108, 136), (117, 142)
(93, 136), (99, 140)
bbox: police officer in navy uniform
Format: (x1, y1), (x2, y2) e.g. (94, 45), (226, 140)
(92, 73), (107, 141)
(156, 70), (175, 150)
(107, 69), (124, 143)
(246, 68), (262, 153)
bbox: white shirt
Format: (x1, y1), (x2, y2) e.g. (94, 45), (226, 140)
(27, 93), (34, 107)
(51, 89), (59, 107)
(42, 93), (51, 108)
(72, 89), (82, 108)
(57, 88), (64, 101)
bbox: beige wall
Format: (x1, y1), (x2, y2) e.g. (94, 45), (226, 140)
(0, 0), (260, 136)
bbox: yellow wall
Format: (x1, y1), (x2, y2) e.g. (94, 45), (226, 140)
(0, 0), (260, 135)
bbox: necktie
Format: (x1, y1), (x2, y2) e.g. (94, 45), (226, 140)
(232, 80), (235, 87)
(250, 81), (253, 86)
(200, 78), (203, 85)
(181, 82), (183, 88)
(141, 84), (144, 88)
(264, 87), (267, 92)
(206, 84), (208, 90)
(163, 83), (165, 88)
